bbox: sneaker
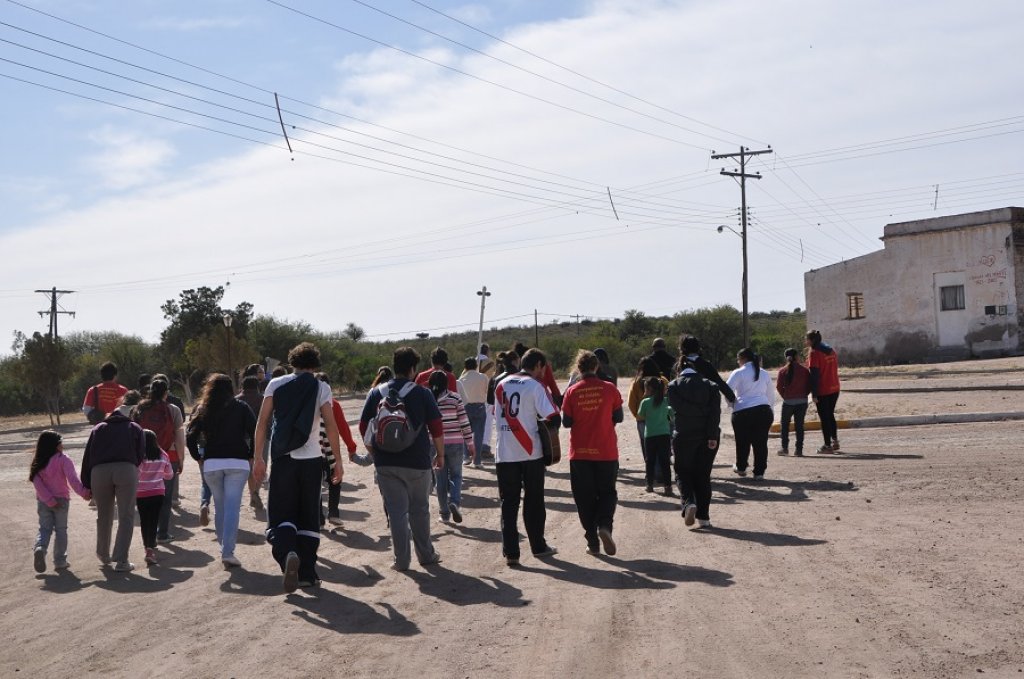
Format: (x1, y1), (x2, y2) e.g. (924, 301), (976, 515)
(420, 551), (442, 566)
(473, 463), (484, 470)
(327, 516), (344, 527)
(794, 449), (804, 457)
(463, 459), (473, 467)
(33, 548), (46, 573)
(532, 546), (557, 558)
(437, 515), (451, 525)
(697, 519), (713, 529)
(506, 556), (520, 567)
(448, 503), (463, 524)
(112, 562), (135, 572)
(831, 439), (841, 452)
(282, 551), (300, 593)
(753, 474), (765, 480)
(297, 578), (321, 589)
(54, 561), (69, 570)
(585, 543), (600, 556)
(817, 445), (834, 455)
(156, 534), (173, 544)
(598, 527), (617, 556)
(144, 548), (157, 565)
(663, 486), (675, 497)
(250, 494), (264, 512)
(645, 483), (654, 493)
(199, 504), (210, 527)
(222, 555), (241, 569)
(682, 503), (697, 526)
(390, 562), (409, 572)
(778, 447), (789, 456)
(732, 464), (748, 476)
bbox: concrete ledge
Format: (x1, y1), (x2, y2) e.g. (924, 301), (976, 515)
(771, 411), (1024, 433)
(843, 385), (1024, 394)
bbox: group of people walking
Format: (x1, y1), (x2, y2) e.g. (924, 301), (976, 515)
(28, 330), (841, 593)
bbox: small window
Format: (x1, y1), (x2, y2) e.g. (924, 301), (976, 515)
(846, 293), (865, 320)
(939, 285), (965, 311)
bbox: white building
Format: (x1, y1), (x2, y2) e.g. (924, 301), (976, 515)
(804, 207), (1023, 362)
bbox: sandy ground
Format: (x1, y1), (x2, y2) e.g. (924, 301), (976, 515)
(1, 358), (1023, 678)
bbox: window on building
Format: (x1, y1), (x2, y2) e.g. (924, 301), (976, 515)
(846, 292), (865, 320)
(939, 285), (965, 311)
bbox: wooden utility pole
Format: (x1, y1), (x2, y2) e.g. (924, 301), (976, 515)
(476, 286), (491, 354)
(534, 309), (539, 347)
(35, 287), (75, 340)
(711, 146), (772, 346)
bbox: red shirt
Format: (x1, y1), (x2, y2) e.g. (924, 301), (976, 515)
(776, 363), (811, 401)
(807, 347), (841, 396)
(415, 368), (458, 393)
(331, 399), (358, 454)
(540, 364), (562, 401)
(562, 376), (622, 461)
(83, 381), (128, 415)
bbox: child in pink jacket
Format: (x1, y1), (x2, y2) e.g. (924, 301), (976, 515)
(30, 430), (91, 572)
(137, 430), (175, 565)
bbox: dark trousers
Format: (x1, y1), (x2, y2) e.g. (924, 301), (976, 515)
(674, 437), (718, 520)
(156, 470), (179, 538)
(569, 459), (619, 547)
(326, 479), (341, 518)
(645, 435), (672, 487)
(136, 495), (164, 549)
(780, 402), (809, 452)
(267, 455), (323, 581)
(817, 392), (840, 445)
(496, 459), (548, 559)
(732, 405), (774, 476)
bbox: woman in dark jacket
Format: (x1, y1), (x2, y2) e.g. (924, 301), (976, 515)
(667, 359), (721, 529)
(187, 374), (256, 569)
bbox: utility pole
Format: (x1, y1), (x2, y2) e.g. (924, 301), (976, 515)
(476, 286), (491, 355)
(35, 287), (75, 340)
(574, 314), (580, 336)
(711, 146), (772, 347)
(534, 309), (539, 347)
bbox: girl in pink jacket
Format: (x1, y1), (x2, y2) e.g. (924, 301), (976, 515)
(30, 430), (91, 573)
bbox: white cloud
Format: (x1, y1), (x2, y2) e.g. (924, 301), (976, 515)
(83, 127), (177, 191)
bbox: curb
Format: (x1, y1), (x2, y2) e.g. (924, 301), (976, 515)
(770, 411), (1024, 433)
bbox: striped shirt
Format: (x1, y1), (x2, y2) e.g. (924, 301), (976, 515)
(137, 451), (174, 498)
(437, 391), (474, 447)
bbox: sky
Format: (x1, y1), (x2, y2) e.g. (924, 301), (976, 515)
(1, 0), (1022, 352)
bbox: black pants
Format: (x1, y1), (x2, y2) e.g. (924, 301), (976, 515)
(136, 495), (164, 549)
(645, 435), (672, 488)
(780, 402), (809, 452)
(569, 459), (619, 548)
(732, 405), (774, 476)
(817, 392), (840, 446)
(673, 437), (718, 521)
(267, 455), (323, 581)
(496, 459), (548, 559)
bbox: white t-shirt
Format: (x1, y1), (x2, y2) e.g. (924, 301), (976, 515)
(264, 373), (332, 460)
(726, 362), (775, 413)
(493, 373), (558, 463)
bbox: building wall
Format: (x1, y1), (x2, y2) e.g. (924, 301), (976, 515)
(805, 211), (1021, 362)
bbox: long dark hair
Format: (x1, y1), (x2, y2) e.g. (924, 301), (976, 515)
(635, 357), (660, 379)
(143, 429), (163, 462)
(29, 430), (62, 481)
(370, 366), (394, 388)
(188, 374), (235, 439)
(675, 335), (702, 374)
(738, 347), (761, 381)
(428, 370), (449, 401)
(783, 348), (798, 386)
(646, 377), (665, 407)
(135, 378), (168, 414)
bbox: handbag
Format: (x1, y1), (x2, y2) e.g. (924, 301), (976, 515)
(538, 419), (561, 466)
(87, 384), (106, 425)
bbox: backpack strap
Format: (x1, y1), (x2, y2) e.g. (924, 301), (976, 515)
(397, 382), (416, 398)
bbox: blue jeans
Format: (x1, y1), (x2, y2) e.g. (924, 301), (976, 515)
(203, 467), (250, 558)
(437, 444), (465, 517)
(36, 499), (70, 565)
(464, 403), (486, 465)
(201, 477), (212, 506)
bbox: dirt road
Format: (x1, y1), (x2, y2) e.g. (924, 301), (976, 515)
(1, 361), (1022, 678)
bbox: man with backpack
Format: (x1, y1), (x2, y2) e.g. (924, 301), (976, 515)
(359, 347), (444, 572)
(82, 362), (128, 424)
(253, 342), (343, 592)
(131, 379), (186, 542)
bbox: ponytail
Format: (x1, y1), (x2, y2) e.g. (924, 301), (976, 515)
(738, 347), (760, 381)
(783, 348), (798, 386)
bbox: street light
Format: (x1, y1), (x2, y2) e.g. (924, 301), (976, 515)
(717, 224), (749, 347)
(476, 286), (491, 356)
(222, 312), (234, 389)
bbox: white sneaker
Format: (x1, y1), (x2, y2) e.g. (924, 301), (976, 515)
(732, 464), (747, 477)
(112, 561), (135, 572)
(698, 519), (713, 529)
(753, 474), (764, 480)
(222, 555), (241, 569)
(199, 504), (210, 527)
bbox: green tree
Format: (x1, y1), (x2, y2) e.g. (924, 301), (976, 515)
(248, 315), (313, 364)
(15, 333), (75, 425)
(343, 322), (366, 342)
(619, 309), (655, 342)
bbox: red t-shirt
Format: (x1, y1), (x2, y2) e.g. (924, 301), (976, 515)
(83, 381), (128, 415)
(331, 399), (358, 454)
(415, 368), (458, 393)
(562, 376), (622, 461)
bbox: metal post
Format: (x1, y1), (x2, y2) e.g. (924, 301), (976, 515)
(534, 309), (539, 347)
(476, 286), (491, 354)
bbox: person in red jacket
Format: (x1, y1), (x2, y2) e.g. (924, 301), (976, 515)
(315, 373), (359, 527)
(776, 348), (811, 456)
(805, 330), (842, 454)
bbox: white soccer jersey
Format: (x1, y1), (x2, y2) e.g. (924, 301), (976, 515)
(493, 373), (558, 463)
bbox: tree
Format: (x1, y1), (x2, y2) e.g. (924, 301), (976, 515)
(15, 333), (75, 425)
(248, 315), (313, 364)
(673, 305), (744, 370)
(619, 309), (655, 341)
(343, 322), (366, 342)
(184, 330), (260, 377)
